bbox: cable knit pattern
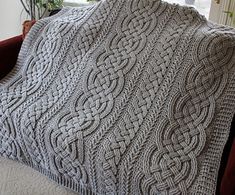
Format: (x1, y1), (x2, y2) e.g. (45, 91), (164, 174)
(1, 0), (235, 194)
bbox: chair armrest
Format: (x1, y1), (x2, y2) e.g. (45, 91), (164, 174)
(220, 137), (235, 195)
(0, 35), (23, 80)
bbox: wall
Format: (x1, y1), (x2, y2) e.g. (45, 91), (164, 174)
(0, 1), (28, 41)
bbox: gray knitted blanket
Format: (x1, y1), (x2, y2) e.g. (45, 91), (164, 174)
(1, 0), (235, 194)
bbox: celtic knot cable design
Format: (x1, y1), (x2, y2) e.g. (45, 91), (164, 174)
(0, 7), (92, 162)
(139, 27), (235, 194)
(96, 8), (200, 194)
(18, 1), (119, 167)
(42, 0), (125, 181)
(0, 7), (88, 112)
(18, 6), (97, 165)
(115, 9), (202, 195)
(0, 17), (65, 160)
(0, 116), (21, 159)
(47, 0), (162, 186)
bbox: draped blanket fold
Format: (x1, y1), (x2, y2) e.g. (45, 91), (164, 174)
(1, 0), (235, 194)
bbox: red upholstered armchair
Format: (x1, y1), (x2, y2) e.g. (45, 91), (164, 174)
(0, 35), (23, 80)
(0, 35), (235, 195)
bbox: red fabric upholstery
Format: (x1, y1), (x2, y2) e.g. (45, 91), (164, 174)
(220, 137), (235, 195)
(0, 35), (23, 80)
(217, 117), (235, 194)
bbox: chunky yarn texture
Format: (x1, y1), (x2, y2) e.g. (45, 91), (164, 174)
(1, 0), (235, 194)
